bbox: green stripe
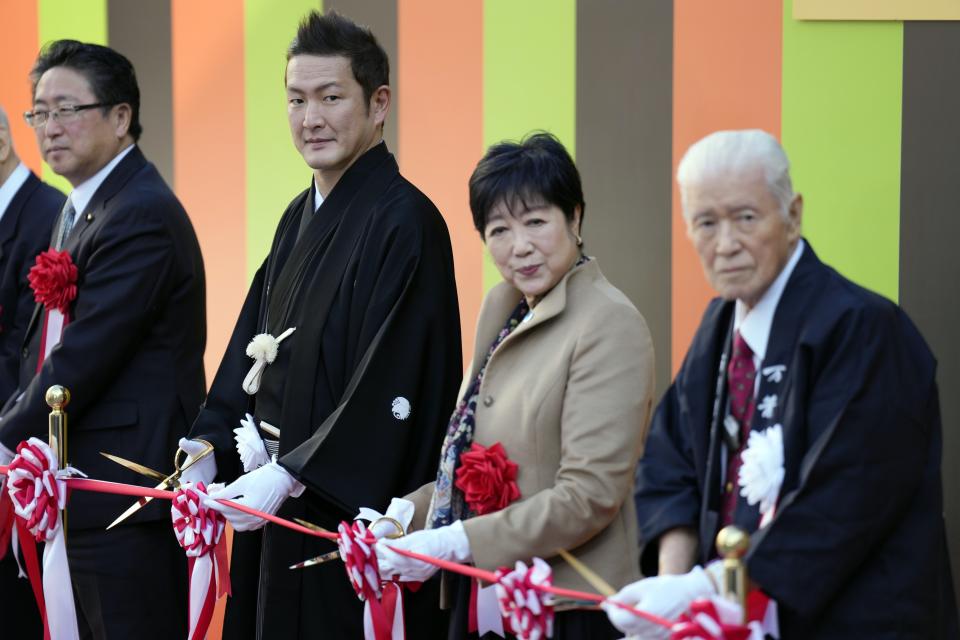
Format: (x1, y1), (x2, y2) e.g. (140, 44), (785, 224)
(244, 0), (321, 279)
(482, 0), (576, 292)
(781, 0), (902, 302)
(37, 0), (108, 193)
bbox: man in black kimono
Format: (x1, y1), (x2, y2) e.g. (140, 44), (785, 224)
(605, 130), (958, 639)
(183, 11), (461, 639)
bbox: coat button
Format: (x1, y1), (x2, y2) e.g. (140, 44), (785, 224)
(21, 347), (28, 359)
(483, 395), (494, 407)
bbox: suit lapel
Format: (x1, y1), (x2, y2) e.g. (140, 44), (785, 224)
(23, 148), (148, 349)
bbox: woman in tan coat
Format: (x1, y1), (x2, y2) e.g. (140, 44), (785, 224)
(374, 133), (655, 638)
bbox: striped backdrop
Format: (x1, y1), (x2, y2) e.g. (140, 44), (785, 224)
(2, 0), (958, 629)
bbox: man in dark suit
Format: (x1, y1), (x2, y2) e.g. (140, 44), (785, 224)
(605, 130), (958, 639)
(0, 104), (63, 639)
(0, 41), (206, 638)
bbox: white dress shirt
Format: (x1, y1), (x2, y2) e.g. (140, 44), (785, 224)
(734, 239), (805, 390)
(66, 144), (135, 218)
(0, 162), (31, 223)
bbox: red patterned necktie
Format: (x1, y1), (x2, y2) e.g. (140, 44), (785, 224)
(721, 330), (756, 527)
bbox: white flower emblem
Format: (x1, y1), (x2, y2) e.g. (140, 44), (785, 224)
(761, 364), (787, 383)
(758, 394), (778, 419)
(233, 413), (270, 472)
(392, 397), (411, 421)
(738, 424), (784, 527)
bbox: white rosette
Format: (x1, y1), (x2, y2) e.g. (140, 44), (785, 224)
(242, 327), (295, 394)
(738, 424), (785, 527)
(233, 413), (271, 472)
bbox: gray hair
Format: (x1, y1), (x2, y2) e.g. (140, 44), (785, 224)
(0, 106), (8, 131)
(676, 129), (794, 218)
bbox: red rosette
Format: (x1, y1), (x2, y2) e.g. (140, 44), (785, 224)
(494, 557), (555, 640)
(670, 597), (757, 640)
(171, 482), (225, 557)
(28, 249), (78, 314)
(5, 438), (63, 542)
(455, 441), (520, 515)
(337, 520), (382, 602)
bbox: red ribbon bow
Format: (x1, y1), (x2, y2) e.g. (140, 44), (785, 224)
(455, 442), (521, 515)
(28, 249), (78, 314)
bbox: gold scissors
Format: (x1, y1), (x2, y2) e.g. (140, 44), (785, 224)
(288, 516), (403, 570)
(101, 439), (214, 530)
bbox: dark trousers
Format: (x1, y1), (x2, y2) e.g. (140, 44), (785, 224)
(0, 547), (43, 638)
(68, 521), (187, 640)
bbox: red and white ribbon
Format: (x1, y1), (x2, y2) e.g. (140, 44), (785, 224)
(670, 596), (768, 640)
(28, 249), (78, 372)
(338, 520), (407, 640)
(6, 437), (80, 640)
(171, 482), (230, 640)
(494, 557), (555, 640)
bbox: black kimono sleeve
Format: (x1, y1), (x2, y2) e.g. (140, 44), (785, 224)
(634, 372), (705, 575)
(188, 261), (265, 482)
(747, 304), (936, 620)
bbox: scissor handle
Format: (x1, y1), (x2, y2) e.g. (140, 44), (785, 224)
(174, 439), (215, 475)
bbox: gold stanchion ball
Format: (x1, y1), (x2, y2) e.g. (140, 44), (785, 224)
(45, 385), (71, 410)
(716, 525), (750, 559)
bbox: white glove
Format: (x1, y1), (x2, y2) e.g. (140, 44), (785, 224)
(603, 565), (716, 638)
(355, 497), (415, 539)
(233, 413), (270, 472)
(0, 441), (13, 492)
(375, 520), (471, 582)
(178, 438), (217, 486)
(205, 462), (305, 531)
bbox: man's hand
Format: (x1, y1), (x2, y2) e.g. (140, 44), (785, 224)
(178, 438), (217, 486)
(374, 520), (471, 582)
(205, 462), (304, 531)
(603, 566), (715, 638)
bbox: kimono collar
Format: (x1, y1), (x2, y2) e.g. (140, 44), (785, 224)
(735, 238), (804, 362)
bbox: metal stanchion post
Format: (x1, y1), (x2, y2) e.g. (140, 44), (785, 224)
(46, 385), (70, 535)
(716, 525), (750, 623)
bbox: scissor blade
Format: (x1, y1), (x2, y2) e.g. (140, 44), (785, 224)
(100, 452), (168, 482)
(289, 550), (340, 570)
(105, 477), (174, 530)
(292, 517), (333, 535)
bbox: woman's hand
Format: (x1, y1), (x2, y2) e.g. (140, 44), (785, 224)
(375, 520), (472, 582)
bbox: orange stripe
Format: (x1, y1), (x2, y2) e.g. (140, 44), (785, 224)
(172, 0), (247, 384)
(398, 0), (484, 367)
(0, 0), (42, 174)
(671, 0), (783, 374)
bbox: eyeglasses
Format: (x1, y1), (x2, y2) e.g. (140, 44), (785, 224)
(23, 103), (115, 128)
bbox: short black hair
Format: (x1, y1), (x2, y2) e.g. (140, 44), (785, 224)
(31, 39), (142, 142)
(287, 10), (389, 106)
(469, 132), (585, 237)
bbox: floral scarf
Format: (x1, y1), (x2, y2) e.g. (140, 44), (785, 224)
(425, 255), (590, 529)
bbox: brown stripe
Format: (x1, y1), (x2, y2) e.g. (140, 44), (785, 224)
(325, 0), (398, 155)
(107, 0), (174, 185)
(899, 20), (960, 602)
(575, 0), (673, 397)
